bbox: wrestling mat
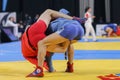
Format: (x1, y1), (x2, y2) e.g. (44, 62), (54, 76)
(0, 37), (120, 80)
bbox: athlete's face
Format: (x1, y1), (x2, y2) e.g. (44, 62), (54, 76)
(88, 8), (92, 12)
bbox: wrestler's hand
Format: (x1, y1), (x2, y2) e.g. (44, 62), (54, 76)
(73, 16), (87, 23)
(92, 16), (96, 19)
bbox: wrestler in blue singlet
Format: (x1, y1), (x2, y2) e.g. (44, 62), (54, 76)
(50, 9), (84, 40)
(104, 24), (117, 32)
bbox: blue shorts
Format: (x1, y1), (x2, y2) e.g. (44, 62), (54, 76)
(56, 23), (84, 40)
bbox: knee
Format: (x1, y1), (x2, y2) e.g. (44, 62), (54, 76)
(37, 40), (44, 47)
(110, 29), (113, 32)
(108, 29), (113, 33)
(63, 48), (68, 52)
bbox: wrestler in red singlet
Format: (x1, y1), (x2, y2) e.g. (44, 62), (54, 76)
(21, 20), (47, 66)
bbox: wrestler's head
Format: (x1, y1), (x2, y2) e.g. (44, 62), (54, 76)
(59, 8), (70, 15)
(9, 17), (15, 22)
(85, 7), (91, 13)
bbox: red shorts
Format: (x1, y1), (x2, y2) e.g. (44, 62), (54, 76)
(21, 20), (47, 65)
(28, 20), (47, 47)
(21, 32), (38, 57)
(21, 32), (38, 65)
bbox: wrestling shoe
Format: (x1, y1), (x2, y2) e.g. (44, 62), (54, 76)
(65, 62), (74, 72)
(26, 66), (44, 77)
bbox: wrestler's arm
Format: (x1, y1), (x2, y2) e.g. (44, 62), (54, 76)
(37, 9), (73, 27)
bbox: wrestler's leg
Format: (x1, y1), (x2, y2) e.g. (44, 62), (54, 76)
(47, 40), (70, 53)
(112, 33), (117, 37)
(45, 53), (55, 72)
(106, 27), (113, 37)
(67, 44), (74, 64)
(37, 33), (69, 68)
(46, 40), (76, 53)
(65, 44), (74, 72)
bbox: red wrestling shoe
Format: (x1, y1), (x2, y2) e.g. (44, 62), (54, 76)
(26, 66), (44, 77)
(65, 62), (74, 72)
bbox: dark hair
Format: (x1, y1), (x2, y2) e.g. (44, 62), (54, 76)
(85, 7), (90, 12)
(9, 17), (12, 20)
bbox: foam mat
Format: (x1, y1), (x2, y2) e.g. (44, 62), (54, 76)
(1, 60), (120, 80)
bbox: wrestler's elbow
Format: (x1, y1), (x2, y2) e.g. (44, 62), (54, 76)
(45, 9), (53, 13)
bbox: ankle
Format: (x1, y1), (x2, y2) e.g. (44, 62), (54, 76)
(36, 66), (43, 71)
(67, 61), (73, 65)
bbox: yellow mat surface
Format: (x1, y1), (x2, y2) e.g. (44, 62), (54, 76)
(73, 42), (120, 50)
(1, 60), (120, 80)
